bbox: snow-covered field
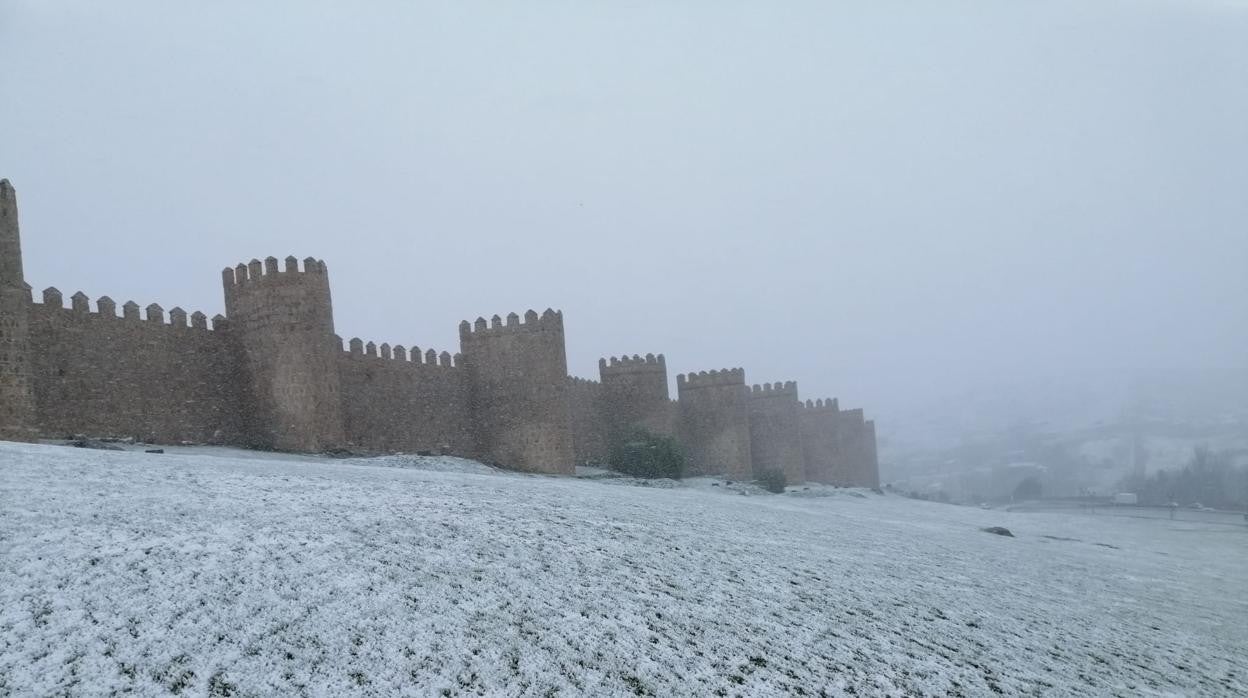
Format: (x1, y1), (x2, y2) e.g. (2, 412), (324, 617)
(2, 443), (1245, 696)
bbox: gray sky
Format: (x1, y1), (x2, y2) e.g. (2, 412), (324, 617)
(2, 1), (1246, 433)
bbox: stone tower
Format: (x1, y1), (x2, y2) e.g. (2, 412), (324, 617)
(677, 368), (753, 478)
(798, 398), (840, 483)
(599, 353), (673, 441)
(223, 256), (344, 451)
(748, 381), (805, 485)
(459, 309), (575, 474)
(834, 408), (868, 486)
(0, 180), (38, 442)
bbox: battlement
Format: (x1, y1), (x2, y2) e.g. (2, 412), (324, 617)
(749, 381), (798, 397)
(598, 353), (666, 374)
(222, 256), (326, 288)
(339, 335), (460, 368)
(676, 368), (746, 390)
(839, 407), (865, 425)
(32, 287), (226, 331)
(458, 308), (563, 340)
(799, 397), (840, 412)
(568, 375), (601, 388)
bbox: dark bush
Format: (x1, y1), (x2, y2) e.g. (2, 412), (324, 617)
(756, 468), (787, 493)
(607, 429), (685, 480)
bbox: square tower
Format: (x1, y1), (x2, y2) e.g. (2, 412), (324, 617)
(599, 353), (673, 442)
(676, 368), (752, 478)
(748, 381), (805, 485)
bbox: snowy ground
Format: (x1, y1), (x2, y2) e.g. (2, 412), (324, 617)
(2, 443), (1245, 696)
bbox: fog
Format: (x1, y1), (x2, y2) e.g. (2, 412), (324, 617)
(3, 1), (1246, 457)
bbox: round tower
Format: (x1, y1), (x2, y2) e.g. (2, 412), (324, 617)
(0, 179), (38, 442)
(458, 308), (575, 474)
(223, 255), (344, 451)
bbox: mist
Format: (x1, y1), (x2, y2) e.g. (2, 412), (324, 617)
(3, 0), (1246, 466)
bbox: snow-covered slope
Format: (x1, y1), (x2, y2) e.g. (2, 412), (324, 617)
(1, 443), (1244, 696)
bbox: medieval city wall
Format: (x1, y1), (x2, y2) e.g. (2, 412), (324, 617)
(748, 381), (805, 485)
(676, 368), (752, 478)
(1, 180), (882, 484)
(337, 339), (474, 455)
(26, 290), (244, 444)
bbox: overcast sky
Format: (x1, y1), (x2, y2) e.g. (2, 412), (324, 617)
(2, 1), (1246, 433)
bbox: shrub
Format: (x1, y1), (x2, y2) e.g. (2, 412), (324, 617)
(756, 468), (787, 494)
(607, 429), (685, 480)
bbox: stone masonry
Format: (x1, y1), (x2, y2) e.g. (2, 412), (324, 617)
(0, 179), (880, 485)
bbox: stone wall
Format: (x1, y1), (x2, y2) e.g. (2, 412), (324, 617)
(459, 310), (576, 474)
(337, 340), (473, 455)
(748, 381), (805, 485)
(27, 291), (243, 443)
(567, 376), (608, 465)
(676, 368), (752, 478)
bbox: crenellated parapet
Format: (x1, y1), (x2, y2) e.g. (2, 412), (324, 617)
(749, 381), (799, 398)
(799, 397), (840, 412)
(339, 335), (460, 369)
(222, 255), (327, 289)
(458, 308), (563, 341)
(32, 287), (227, 332)
(599, 353), (666, 375)
(676, 367), (746, 391)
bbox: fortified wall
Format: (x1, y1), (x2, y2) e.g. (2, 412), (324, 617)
(0, 179), (880, 486)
